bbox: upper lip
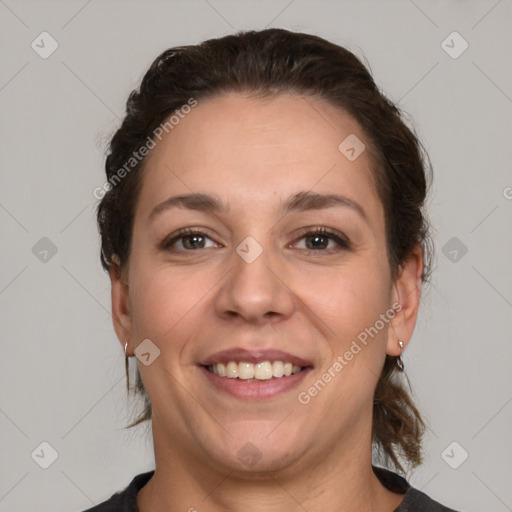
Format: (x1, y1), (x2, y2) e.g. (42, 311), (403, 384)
(200, 348), (313, 368)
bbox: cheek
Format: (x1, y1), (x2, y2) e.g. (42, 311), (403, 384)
(302, 267), (391, 403)
(302, 262), (390, 338)
(129, 262), (195, 341)
(129, 258), (222, 369)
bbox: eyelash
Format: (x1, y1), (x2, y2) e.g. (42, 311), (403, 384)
(160, 227), (351, 254)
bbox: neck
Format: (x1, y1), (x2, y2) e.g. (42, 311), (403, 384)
(137, 418), (405, 512)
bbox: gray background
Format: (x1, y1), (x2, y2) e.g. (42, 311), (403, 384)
(1, 1), (511, 511)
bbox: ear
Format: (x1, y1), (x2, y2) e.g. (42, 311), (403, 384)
(386, 244), (423, 356)
(109, 255), (133, 354)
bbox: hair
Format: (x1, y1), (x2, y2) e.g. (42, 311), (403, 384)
(97, 28), (433, 475)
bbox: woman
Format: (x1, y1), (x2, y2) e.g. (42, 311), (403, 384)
(86, 28), (461, 512)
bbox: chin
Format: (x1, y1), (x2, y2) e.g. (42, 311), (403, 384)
(205, 435), (306, 476)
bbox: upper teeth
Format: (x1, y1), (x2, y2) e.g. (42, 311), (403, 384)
(209, 361), (302, 380)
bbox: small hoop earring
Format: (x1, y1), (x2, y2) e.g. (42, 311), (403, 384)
(124, 342), (128, 356)
(396, 340), (404, 372)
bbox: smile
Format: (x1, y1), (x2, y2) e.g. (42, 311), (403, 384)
(199, 348), (313, 399)
(206, 361), (304, 380)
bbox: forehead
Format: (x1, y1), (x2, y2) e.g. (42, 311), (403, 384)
(135, 92), (383, 224)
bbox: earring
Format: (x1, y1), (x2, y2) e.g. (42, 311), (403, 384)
(124, 342), (130, 393)
(396, 340), (404, 372)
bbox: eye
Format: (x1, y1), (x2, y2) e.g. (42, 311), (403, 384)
(161, 228), (218, 251)
(160, 226), (350, 253)
(292, 227), (350, 252)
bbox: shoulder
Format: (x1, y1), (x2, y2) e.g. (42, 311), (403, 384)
(80, 467), (463, 512)
(397, 487), (462, 512)
(372, 465), (462, 512)
(79, 471), (154, 512)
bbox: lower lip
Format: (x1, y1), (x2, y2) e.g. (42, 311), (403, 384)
(199, 366), (312, 400)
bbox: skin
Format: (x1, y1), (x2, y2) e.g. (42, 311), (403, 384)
(110, 92), (423, 512)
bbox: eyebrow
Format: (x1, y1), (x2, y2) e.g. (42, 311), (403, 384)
(147, 191), (368, 224)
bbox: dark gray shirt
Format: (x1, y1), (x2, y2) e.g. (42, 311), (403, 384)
(82, 465), (461, 511)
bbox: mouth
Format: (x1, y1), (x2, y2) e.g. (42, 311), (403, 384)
(203, 360), (306, 381)
(199, 349), (313, 399)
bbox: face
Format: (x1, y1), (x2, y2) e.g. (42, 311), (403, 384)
(111, 92), (421, 476)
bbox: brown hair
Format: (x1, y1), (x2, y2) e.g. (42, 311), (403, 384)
(97, 28), (433, 474)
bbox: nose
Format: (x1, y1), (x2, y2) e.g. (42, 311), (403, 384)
(213, 238), (296, 325)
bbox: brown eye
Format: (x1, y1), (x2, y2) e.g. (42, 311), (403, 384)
(161, 229), (217, 251)
(293, 228), (350, 252)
